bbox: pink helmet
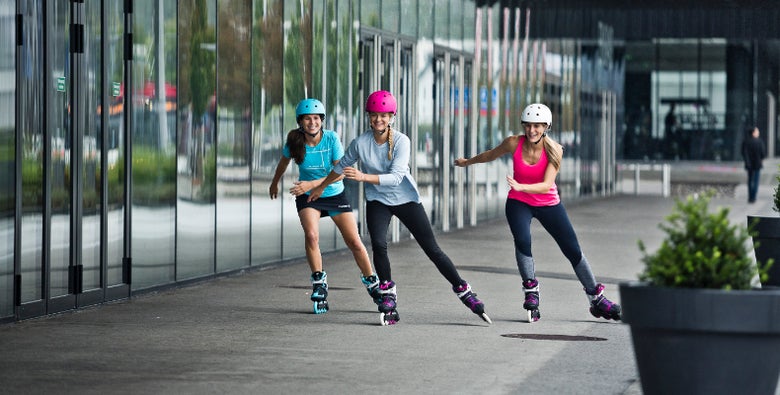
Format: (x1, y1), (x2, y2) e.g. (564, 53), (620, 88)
(365, 90), (397, 114)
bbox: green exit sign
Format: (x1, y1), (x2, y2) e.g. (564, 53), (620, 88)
(56, 77), (66, 92)
(112, 82), (121, 97)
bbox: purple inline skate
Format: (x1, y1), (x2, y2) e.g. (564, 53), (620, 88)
(523, 279), (541, 323)
(453, 282), (492, 324)
(586, 283), (621, 321)
(377, 280), (399, 326)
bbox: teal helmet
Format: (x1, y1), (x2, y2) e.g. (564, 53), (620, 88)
(295, 98), (326, 120)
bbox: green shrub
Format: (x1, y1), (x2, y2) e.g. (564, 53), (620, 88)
(638, 192), (773, 290)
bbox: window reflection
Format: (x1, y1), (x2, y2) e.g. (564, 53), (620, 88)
(18, 1), (44, 304)
(216, 0), (251, 273)
(131, 0), (177, 289)
(81, 0), (103, 291)
(251, 0), (284, 266)
(281, 0), (312, 260)
(177, 0), (217, 280)
(48, 0), (71, 298)
(105, 0), (126, 287)
(0, 1), (16, 317)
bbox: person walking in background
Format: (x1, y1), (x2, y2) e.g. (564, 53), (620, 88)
(269, 98), (378, 315)
(741, 126), (766, 204)
(454, 103), (621, 323)
(308, 90), (491, 326)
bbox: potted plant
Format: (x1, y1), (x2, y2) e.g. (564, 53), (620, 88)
(620, 191), (780, 395)
(748, 163), (780, 286)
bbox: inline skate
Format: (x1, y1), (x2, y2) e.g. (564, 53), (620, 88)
(523, 279), (541, 323)
(310, 271), (329, 314)
(361, 274), (382, 305)
(377, 280), (399, 326)
(453, 282), (492, 324)
(586, 283), (621, 321)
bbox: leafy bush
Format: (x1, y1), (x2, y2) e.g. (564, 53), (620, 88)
(638, 192), (773, 290)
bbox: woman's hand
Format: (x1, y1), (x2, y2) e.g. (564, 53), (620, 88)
(289, 180), (311, 196)
(308, 185), (324, 202)
(506, 175), (524, 192)
(342, 166), (364, 182)
(269, 183), (279, 199)
(453, 158), (469, 167)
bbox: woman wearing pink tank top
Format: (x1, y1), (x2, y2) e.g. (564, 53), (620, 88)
(454, 103), (621, 323)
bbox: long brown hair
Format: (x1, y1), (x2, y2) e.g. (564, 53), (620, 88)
(286, 128), (306, 164)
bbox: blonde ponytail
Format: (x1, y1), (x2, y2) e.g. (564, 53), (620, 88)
(542, 135), (561, 170)
(387, 128), (395, 160)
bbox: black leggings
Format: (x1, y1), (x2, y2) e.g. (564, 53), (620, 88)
(365, 200), (463, 286)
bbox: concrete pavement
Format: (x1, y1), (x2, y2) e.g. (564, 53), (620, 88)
(0, 160), (778, 395)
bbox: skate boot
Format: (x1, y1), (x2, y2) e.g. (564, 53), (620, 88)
(586, 283), (621, 321)
(361, 274), (382, 305)
(377, 280), (399, 326)
(522, 279), (541, 323)
(310, 271), (329, 314)
(453, 282), (492, 324)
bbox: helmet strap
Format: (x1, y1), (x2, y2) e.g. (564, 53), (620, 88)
(300, 127), (321, 138)
(533, 133), (546, 145)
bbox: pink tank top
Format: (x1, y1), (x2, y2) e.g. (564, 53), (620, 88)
(507, 136), (560, 207)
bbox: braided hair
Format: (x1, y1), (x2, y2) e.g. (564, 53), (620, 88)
(386, 128), (395, 160)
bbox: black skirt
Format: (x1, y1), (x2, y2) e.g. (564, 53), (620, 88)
(295, 191), (353, 217)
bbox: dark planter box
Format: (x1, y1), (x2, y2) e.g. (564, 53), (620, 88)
(748, 215), (780, 286)
(619, 282), (780, 395)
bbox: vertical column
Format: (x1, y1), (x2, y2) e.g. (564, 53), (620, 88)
(69, 0), (84, 294)
(122, 0), (132, 284)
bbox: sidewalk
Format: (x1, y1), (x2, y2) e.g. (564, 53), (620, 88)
(0, 161), (777, 395)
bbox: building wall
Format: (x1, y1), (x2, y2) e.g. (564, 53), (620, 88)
(0, 0), (619, 322)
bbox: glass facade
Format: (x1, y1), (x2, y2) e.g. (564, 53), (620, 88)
(2, 1), (776, 322)
(0, 1), (15, 318)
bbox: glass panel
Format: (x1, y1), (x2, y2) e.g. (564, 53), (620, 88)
(360, 0), (380, 29)
(177, 0), (216, 280)
(131, 0), (177, 289)
(381, 0), (399, 33)
(400, 0), (418, 37)
(462, 1), (476, 53)
(251, 0), (284, 266)
(653, 41), (727, 161)
(447, 59), (460, 228)
(81, 0), (103, 291)
(19, 1), (44, 303)
(429, 54), (445, 229)
(105, 0), (126, 286)
(417, 1), (433, 39)
(216, 0), (251, 273)
(48, 0), (71, 299)
(281, 0), (310, 260)
(0, 1), (16, 317)
(310, 0), (339, 252)
(461, 61), (473, 224)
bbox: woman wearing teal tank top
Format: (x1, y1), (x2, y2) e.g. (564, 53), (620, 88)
(454, 103), (621, 323)
(269, 98), (378, 315)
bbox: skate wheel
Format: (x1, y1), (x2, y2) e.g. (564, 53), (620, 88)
(313, 301), (329, 314)
(527, 309), (540, 323)
(380, 311), (399, 326)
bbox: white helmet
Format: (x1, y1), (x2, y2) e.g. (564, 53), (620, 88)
(521, 103), (552, 126)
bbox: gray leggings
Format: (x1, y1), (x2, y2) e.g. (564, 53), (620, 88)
(505, 198), (597, 292)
